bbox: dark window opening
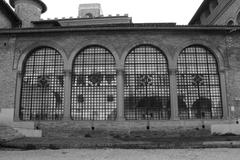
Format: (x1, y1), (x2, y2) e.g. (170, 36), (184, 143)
(227, 20), (234, 26)
(85, 13), (93, 18)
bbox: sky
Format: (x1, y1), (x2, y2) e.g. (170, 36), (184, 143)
(13, 0), (204, 25)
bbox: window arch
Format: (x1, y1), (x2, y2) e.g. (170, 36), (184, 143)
(177, 45), (223, 119)
(20, 47), (64, 120)
(124, 45), (170, 120)
(71, 45), (117, 120)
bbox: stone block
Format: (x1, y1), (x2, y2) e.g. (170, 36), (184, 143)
(211, 124), (240, 135)
(0, 108), (14, 124)
(14, 128), (42, 137)
(13, 122), (35, 129)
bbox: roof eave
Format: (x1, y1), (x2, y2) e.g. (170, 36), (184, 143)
(0, 24), (237, 35)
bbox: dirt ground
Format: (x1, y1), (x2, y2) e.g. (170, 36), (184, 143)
(0, 148), (240, 160)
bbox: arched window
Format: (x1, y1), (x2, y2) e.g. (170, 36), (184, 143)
(227, 20), (234, 26)
(71, 46), (117, 120)
(20, 47), (64, 120)
(177, 45), (223, 119)
(124, 45), (170, 120)
(85, 13), (93, 18)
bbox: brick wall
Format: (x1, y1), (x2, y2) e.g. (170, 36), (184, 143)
(1, 29), (240, 134)
(0, 37), (16, 110)
(214, 0), (240, 25)
(225, 34), (240, 119)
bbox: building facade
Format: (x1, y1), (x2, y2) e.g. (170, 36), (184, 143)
(0, 0), (240, 136)
(189, 0), (240, 25)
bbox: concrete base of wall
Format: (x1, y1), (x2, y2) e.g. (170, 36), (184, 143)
(211, 124), (240, 135)
(0, 125), (24, 141)
(0, 108), (14, 125)
(38, 120), (232, 138)
(3, 108), (240, 138)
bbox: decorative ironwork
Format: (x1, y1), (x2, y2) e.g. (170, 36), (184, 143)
(192, 74), (204, 86)
(124, 45), (170, 120)
(37, 75), (50, 88)
(88, 71), (104, 86)
(137, 74), (154, 87)
(71, 46), (117, 120)
(20, 47), (64, 120)
(177, 45), (223, 119)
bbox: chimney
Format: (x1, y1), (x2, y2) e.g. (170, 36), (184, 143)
(9, 0), (47, 28)
(78, 3), (102, 18)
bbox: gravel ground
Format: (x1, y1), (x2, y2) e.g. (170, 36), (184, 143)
(0, 149), (240, 160)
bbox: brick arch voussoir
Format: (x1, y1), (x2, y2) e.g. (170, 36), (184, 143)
(17, 41), (68, 72)
(120, 40), (173, 69)
(69, 40), (120, 71)
(173, 40), (225, 70)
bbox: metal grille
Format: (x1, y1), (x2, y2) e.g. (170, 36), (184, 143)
(20, 47), (64, 121)
(177, 45), (223, 119)
(124, 45), (170, 120)
(71, 46), (117, 120)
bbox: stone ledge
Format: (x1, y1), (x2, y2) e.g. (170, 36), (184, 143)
(12, 122), (35, 130)
(203, 141), (240, 145)
(14, 128), (42, 138)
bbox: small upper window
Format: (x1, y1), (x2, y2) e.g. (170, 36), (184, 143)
(85, 13), (93, 18)
(227, 20), (234, 26)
